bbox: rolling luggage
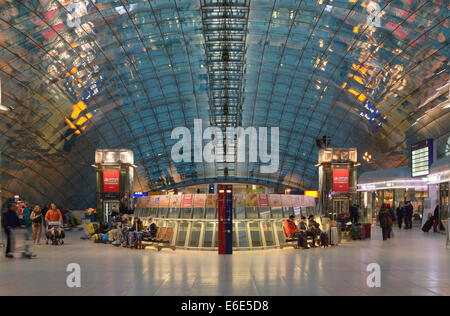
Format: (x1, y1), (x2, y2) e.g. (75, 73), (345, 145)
(360, 224), (366, 240)
(363, 223), (371, 239)
(422, 219), (433, 233)
(329, 227), (339, 245)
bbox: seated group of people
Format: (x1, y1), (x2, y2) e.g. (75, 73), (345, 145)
(102, 214), (157, 248)
(283, 215), (321, 249)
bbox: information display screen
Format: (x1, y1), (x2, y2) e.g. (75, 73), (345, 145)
(412, 139), (434, 177)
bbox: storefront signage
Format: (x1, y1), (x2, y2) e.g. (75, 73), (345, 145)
(103, 170), (119, 193)
(169, 195), (182, 208)
(411, 139), (435, 177)
(181, 194), (193, 208)
(333, 169), (349, 192)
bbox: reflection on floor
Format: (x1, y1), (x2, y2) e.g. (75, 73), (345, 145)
(0, 227), (449, 296)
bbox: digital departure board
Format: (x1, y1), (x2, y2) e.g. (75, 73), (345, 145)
(411, 139), (435, 177)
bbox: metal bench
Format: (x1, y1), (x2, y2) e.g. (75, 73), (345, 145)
(142, 227), (176, 251)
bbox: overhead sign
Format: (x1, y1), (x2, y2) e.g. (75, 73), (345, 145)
(412, 139), (435, 177)
(103, 170), (119, 193)
(333, 169), (349, 192)
(133, 192), (148, 198)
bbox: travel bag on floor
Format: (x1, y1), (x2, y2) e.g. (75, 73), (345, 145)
(422, 219), (433, 233)
(363, 223), (371, 239)
(329, 227), (339, 245)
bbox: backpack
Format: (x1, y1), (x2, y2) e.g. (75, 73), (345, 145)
(320, 231), (329, 247)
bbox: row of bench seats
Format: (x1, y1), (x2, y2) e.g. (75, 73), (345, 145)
(141, 227), (176, 251)
(280, 226), (317, 249)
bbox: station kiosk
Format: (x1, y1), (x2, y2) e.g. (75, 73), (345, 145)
(94, 149), (135, 223)
(316, 148), (358, 220)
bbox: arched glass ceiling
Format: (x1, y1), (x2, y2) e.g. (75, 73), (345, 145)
(0, 0), (448, 209)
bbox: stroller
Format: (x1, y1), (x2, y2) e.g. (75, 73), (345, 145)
(46, 221), (65, 245)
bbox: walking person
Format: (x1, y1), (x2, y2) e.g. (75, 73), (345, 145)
(379, 204), (392, 241)
(2, 203), (21, 258)
(432, 205), (440, 233)
(396, 203), (404, 229)
(30, 205), (44, 245)
(22, 203), (31, 239)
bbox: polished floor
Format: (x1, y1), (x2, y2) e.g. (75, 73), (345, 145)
(0, 227), (449, 296)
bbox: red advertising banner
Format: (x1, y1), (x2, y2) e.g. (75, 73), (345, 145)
(182, 194), (193, 208)
(258, 194), (269, 207)
(103, 170), (119, 193)
(333, 169), (349, 192)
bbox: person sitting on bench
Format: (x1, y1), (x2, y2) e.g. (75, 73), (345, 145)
(308, 215), (321, 247)
(143, 217), (157, 239)
(299, 216), (315, 247)
(283, 215), (308, 249)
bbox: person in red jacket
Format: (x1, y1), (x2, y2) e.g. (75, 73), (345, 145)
(283, 215), (308, 249)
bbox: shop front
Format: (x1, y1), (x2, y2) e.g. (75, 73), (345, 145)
(357, 167), (428, 225)
(428, 156), (450, 226)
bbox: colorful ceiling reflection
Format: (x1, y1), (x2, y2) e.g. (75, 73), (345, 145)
(0, 0), (448, 208)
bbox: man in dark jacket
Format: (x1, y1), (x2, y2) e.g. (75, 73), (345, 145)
(379, 204), (392, 240)
(349, 204), (359, 224)
(395, 203), (404, 229)
(404, 201), (413, 229)
(2, 203), (21, 258)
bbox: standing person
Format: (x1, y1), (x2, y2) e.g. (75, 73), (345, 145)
(22, 203), (31, 239)
(41, 204), (49, 228)
(404, 201), (413, 229)
(349, 204), (359, 224)
(30, 205), (44, 245)
(396, 203), (404, 229)
(379, 204), (392, 241)
(2, 203), (20, 258)
(432, 205), (440, 233)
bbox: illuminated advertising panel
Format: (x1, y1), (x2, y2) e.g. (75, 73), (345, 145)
(103, 170), (119, 193)
(333, 169), (349, 192)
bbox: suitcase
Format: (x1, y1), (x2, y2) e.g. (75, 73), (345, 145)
(329, 227), (339, 245)
(363, 223), (371, 239)
(360, 225), (366, 240)
(422, 219), (433, 233)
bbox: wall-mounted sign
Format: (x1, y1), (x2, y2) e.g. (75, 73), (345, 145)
(412, 139), (435, 177)
(103, 170), (119, 193)
(133, 192), (148, 198)
(333, 169), (349, 192)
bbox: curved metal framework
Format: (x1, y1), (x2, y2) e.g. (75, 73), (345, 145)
(0, 0), (448, 208)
